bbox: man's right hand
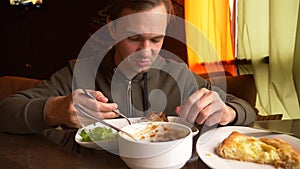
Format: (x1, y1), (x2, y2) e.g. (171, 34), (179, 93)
(44, 89), (119, 128)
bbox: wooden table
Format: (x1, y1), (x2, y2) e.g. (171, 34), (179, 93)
(1, 119), (299, 169)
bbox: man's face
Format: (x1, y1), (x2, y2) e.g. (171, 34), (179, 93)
(110, 3), (168, 78)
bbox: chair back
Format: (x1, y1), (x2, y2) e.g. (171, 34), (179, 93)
(0, 76), (43, 101)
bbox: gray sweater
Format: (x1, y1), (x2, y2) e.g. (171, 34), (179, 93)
(0, 49), (257, 134)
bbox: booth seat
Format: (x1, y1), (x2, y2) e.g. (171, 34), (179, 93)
(199, 73), (282, 121)
(0, 76), (43, 101)
(204, 74), (257, 109)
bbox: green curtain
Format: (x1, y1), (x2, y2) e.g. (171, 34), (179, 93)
(237, 0), (300, 119)
(294, 5), (300, 109)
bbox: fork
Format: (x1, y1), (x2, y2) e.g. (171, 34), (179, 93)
(82, 89), (132, 125)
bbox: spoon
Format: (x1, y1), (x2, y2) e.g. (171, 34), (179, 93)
(74, 103), (137, 141)
(82, 89), (132, 125)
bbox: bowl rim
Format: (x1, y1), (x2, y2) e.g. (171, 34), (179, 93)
(118, 121), (192, 144)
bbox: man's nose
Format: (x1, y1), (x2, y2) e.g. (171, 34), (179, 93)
(140, 40), (151, 50)
(137, 41), (152, 56)
(138, 48), (152, 57)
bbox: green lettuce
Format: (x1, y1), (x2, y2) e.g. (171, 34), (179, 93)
(80, 127), (118, 142)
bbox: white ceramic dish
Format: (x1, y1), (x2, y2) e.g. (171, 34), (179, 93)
(75, 117), (142, 151)
(119, 122), (193, 169)
(75, 116), (199, 151)
(196, 126), (300, 169)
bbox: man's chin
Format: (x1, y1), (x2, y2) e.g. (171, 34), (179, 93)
(139, 67), (150, 73)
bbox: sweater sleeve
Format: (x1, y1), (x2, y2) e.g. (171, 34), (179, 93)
(0, 62), (74, 134)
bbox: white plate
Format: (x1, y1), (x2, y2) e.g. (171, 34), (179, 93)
(196, 126), (300, 169)
(75, 116), (199, 151)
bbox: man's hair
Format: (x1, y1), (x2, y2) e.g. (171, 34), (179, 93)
(108, 0), (174, 21)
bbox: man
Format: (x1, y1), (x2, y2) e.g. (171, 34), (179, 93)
(0, 0), (256, 134)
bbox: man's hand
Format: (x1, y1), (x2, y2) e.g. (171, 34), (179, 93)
(175, 88), (236, 126)
(44, 89), (119, 128)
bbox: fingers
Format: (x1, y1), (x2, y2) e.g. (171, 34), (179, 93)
(74, 89), (117, 111)
(200, 105), (236, 126)
(189, 90), (216, 123)
(197, 106), (222, 126)
(179, 88), (235, 126)
(73, 89), (119, 119)
(179, 88), (208, 123)
(178, 89), (205, 121)
(76, 104), (119, 120)
(175, 106), (182, 115)
(85, 89), (109, 103)
(219, 105), (236, 125)
(195, 91), (223, 125)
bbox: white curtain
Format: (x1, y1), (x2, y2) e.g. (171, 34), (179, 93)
(237, 0), (300, 119)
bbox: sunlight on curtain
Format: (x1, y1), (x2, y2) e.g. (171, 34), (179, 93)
(184, 0), (236, 75)
(293, 6), (300, 108)
(238, 0), (300, 119)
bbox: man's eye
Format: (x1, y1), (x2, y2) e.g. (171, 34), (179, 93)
(151, 37), (164, 43)
(151, 38), (162, 43)
(128, 36), (140, 41)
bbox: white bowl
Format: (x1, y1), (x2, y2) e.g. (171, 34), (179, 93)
(167, 116), (199, 136)
(118, 122), (193, 169)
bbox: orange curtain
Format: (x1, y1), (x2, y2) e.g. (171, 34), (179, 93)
(184, 0), (236, 76)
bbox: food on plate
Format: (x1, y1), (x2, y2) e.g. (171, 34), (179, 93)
(79, 127), (118, 142)
(141, 112), (169, 122)
(259, 137), (300, 169)
(217, 131), (300, 169)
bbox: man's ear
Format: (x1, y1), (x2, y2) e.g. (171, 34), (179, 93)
(106, 17), (117, 40)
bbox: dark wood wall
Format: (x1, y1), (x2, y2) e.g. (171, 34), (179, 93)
(0, 0), (187, 79)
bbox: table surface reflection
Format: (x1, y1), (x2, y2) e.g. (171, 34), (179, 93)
(1, 119), (299, 169)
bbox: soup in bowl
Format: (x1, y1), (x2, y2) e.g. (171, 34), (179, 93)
(118, 122), (193, 169)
